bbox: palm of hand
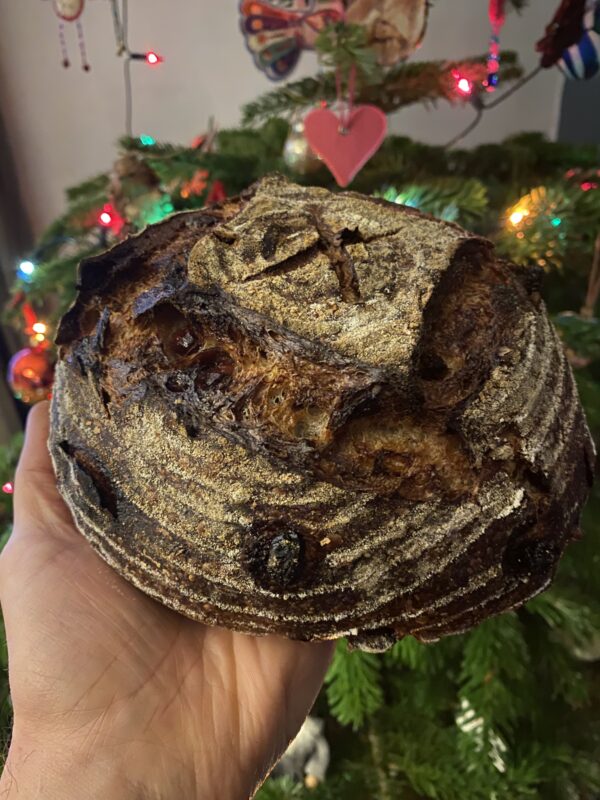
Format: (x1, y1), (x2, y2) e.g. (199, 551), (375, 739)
(0, 404), (333, 799)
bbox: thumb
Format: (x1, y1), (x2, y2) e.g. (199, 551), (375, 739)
(13, 401), (54, 519)
(12, 401), (74, 538)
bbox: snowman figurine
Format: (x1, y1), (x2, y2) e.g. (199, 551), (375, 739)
(272, 716), (330, 789)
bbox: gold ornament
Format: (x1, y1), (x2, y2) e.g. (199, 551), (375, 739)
(346, 0), (429, 66)
(283, 117), (323, 176)
(109, 153), (162, 230)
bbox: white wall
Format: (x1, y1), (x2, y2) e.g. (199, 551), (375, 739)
(0, 0), (564, 236)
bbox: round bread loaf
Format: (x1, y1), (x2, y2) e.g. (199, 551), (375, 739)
(49, 175), (595, 651)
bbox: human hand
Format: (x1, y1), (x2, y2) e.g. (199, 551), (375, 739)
(0, 402), (334, 799)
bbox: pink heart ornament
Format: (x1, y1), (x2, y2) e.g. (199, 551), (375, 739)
(303, 105), (387, 187)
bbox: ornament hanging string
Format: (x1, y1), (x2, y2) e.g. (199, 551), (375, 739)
(110, 0), (126, 55)
(57, 21), (70, 68)
(76, 18), (90, 71)
(334, 63), (357, 134)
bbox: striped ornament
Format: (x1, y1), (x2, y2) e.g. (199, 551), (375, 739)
(560, 1), (600, 79)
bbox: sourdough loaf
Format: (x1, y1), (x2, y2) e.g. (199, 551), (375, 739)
(49, 175), (595, 651)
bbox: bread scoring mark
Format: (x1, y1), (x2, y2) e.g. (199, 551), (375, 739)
(309, 210), (362, 304)
(59, 440), (118, 517)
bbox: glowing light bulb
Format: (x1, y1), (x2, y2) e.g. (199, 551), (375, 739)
(19, 260), (35, 275)
(99, 209), (113, 226)
(145, 51), (162, 66)
(2, 482), (13, 495)
(32, 322), (47, 334)
(457, 77), (472, 95)
(509, 208), (529, 226)
(139, 134), (155, 146)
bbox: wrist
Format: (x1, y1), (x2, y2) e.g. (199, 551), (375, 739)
(1, 726), (131, 800)
(1, 723), (255, 800)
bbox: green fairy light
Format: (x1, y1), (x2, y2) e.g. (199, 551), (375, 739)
(139, 134), (156, 146)
(139, 196), (174, 226)
(551, 217), (562, 227)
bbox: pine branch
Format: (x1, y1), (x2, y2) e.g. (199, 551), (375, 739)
(315, 23), (382, 84)
(65, 173), (109, 203)
(14, 243), (106, 324)
(324, 640), (383, 730)
(254, 777), (304, 800)
(526, 592), (599, 648)
(376, 177), (488, 225)
(495, 183), (581, 270)
(241, 52), (524, 125)
(459, 613), (531, 732)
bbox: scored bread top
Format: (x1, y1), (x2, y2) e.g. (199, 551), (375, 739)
(50, 175), (594, 651)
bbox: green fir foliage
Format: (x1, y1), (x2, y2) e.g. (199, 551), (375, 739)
(377, 177), (488, 226)
(315, 23), (382, 85)
(241, 52), (523, 125)
(325, 641), (384, 730)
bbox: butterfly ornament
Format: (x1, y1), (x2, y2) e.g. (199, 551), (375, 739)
(240, 0), (345, 80)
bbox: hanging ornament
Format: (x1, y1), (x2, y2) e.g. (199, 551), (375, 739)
(180, 170), (210, 199)
(304, 66), (387, 187)
(271, 717), (330, 789)
(8, 346), (55, 405)
(484, 0), (506, 91)
(109, 153), (161, 231)
(345, 0), (429, 66)
(558, 1), (600, 78)
(191, 118), (219, 152)
(49, 0), (90, 70)
(283, 113), (323, 176)
(239, 0), (345, 81)
(536, 0), (589, 67)
(53, 0), (83, 21)
(207, 180), (227, 204)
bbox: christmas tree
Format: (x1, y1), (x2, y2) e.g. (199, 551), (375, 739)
(2, 1), (600, 796)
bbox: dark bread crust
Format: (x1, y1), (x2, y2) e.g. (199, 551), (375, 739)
(50, 175), (595, 651)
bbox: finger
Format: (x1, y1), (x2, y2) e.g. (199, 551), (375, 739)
(13, 401), (54, 518)
(16, 400), (52, 475)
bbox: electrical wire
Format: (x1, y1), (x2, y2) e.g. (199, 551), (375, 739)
(119, 0), (134, 136)
(443, 64), (543, 149)
(483, 64), (543, 109)
(124, 56), (133, 137)
(443, 107), (484, 149)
